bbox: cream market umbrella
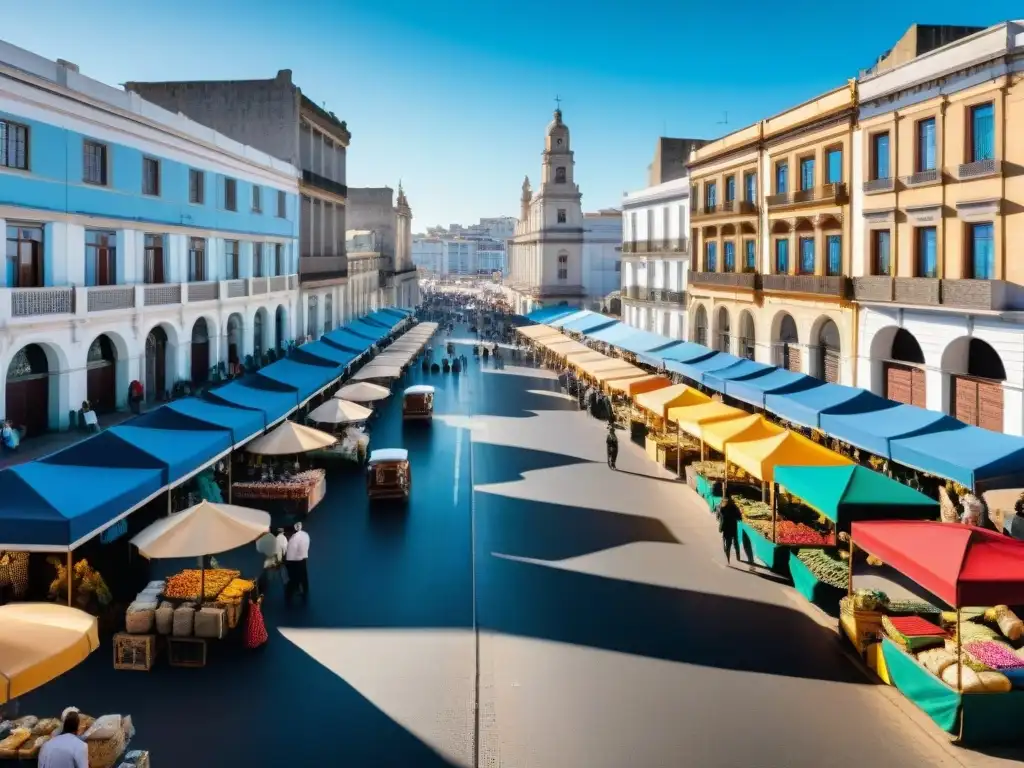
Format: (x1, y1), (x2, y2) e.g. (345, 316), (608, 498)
(336, 382), (391, 402)
(131, 500), (271, 559)
(352, 365), (403, 381)
(308, 398), (373, 425)
(0, 603), (99, 704)
(245, 420), (337, 455)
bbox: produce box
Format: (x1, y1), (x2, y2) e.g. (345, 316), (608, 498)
(789, 550), (846, 611)
(738, 521), (790, 575)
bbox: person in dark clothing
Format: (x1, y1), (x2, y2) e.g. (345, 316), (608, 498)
(606, 424), (619, 469)
(718, 495), (743, 564)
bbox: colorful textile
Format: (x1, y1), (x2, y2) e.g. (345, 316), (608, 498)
(244, 599), (268, 649)
(882, 615), (946, 651)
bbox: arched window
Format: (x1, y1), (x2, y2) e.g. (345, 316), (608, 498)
(739, 312), (755, 361)
(307, 295), (318, 339)
(557, 252), (568, 280)
(555, 167), (566, 183)
(775, 313), (800, 372)
(817, 320), (840, 383)
(253, 312), (264, 361)
(716, 307), (731, 353)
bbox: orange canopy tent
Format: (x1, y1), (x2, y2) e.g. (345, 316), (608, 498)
(636, 384), (710, 420)
(701, 414), (784, 455)
(605, 374), (671, 397)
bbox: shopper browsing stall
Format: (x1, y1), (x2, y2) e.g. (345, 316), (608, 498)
(37, 709), (87, 768)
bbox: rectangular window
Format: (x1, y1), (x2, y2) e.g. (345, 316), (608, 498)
(744, 171), (756, 203)
(557, 209), (566, 224)
(969, 222), (994, 280)
(189, 169), (205, 204)
(917, 118), (936, 172)
(826, 149), (842, 184)
(725, 176), (735, 203)
(0, 120), (29, 170)
(277, 190), (287, 218)
(774, 239), (789, 274)
(705, 241), (718, 272)
(970, 102), (995, 162)
(6, 224), (44, 287)
(142, 157), (160, 196)
(871, 133), (890, 180)
(825, 234), (841, 276)
(799, 157), (815, 191)
(274, 243), (284, 276)
(189, 237), (206, 282)
(252, 185), (262, 213)
(744, 240), (756, 272)
(872, 230), (891, 276)
(224, 178), (237, 211)
(705, 182), (717, 208)
(85, 229), (116, 286)
(225, 239), (240, 279)
(775, 162), (788, 194)
(83, 140), (108, 185)
(253, 242), (264, 278)
(916, 227), (937, 278)
(723, 241), (735, 272)
(144, 234), (165, 284)
(798, 237), (815, 275)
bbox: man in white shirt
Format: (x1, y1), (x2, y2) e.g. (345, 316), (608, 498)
(38, 709), (88, 768)
(284, 522), (310, 603)
(275, 528), (289, 563)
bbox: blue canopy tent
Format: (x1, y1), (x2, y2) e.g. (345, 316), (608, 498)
(703, 360), (774, 394)
(41, 431), (167, 474)
(546, 310), (588, 328)
(726, 368), (821, 408)
(381, 307), (411, 318)
(819, 404), (958, 459)
(890, 426), (1024, 490)
(524, 306), (576, 324)
(661, 342), (716, 363)
(0, 463), (164, 549)
(256, 358), (339, 403)
(666, 351), (744, 384)
(559, 312), (616, 334)
(765, 384), (890, 430)
(323, 327), (373, 353)
(205, 381), (298, 426)
(289, 346), (343, 369)
(366, 310), (401, 329)
(346, 320), (389, 341)
(109, 424), (233, 485)
(614, 329), (680, 356)
(300, 340), (357, 368)
(165, 398), (265, 445)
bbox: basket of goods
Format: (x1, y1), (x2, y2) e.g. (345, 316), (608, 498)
(164, 568), (240, 601)
(886, 598), (940, 619)
(840, 590), (888, 651)
(773, 520), (833, 546)
(216, 578), (255, 628)
(18, 733), (52, 759)
(83, 715), (127, 768)
(124, 601), (156, 634)
(882, 615), (947, 652)
(736, 498), (772, 522)
(692, 461), (727, 482)
(154, 601), (175, 635)
(0, 728), (32, 758)
(794, 549), (849, 589)
(172, 604), (196, 637)
(917, 647), (959, 677)
(0, 550), (30, 597)
(194, 606), (227, 639)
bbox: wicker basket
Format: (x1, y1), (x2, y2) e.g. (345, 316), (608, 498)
(113, 633), (157, 671)
(87, 728), (126, 768)
(217, 600), (244, 629)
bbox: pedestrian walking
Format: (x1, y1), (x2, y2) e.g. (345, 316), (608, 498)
(718, 495), (743, 565)
(284, 521), (310, 603)
(606, 424), (619, 469)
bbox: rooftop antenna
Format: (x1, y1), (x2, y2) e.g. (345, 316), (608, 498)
(717, 111), (729, 126)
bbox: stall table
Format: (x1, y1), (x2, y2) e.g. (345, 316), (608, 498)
(232, 469), (326, 517)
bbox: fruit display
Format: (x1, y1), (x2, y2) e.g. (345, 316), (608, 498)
(887, 598), (940, 616)
(164, 569), (240, 601)
(794, 548), (849, 589)
(773, 520), (833, 546)
(736, 498), (771, 521)
(692, 461), (727, 482)
(744, 519), (773, 538)
(216, 578), (256, 604)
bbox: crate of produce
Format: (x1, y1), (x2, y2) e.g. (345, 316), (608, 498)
(113, 633), (157, 671)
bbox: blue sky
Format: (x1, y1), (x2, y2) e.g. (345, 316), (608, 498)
(8, 1), (1021, 230)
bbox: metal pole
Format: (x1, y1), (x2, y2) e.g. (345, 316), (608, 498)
(847, 535), (854, 598)
(956, 607), (963, 692)
(66, 551), (72, 607)
(675, 421), (681, 477)
(227, 458), (233, 504)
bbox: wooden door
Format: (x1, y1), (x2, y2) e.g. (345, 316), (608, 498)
(17, 240), (40, 287)
(96, 246), (113, 286)
(88, 364), (116, 413)
(7, 378), (47, 437)
(824, 350), (840, 383)
(886, 364), (926, 407)
(191, 342), (209, 384)
(783, 344), (801, 374)
(953, 375), (1003, 432)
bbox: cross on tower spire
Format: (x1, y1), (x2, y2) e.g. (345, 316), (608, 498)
(554, 95), (562, 111)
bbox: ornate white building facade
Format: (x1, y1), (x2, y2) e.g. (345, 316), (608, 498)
(506, 109), (585, 315)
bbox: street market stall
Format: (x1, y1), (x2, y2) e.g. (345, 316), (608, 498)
(668, 401), (748, 508)
(336, 382), (390, 403)
(402, 385), (435, 421)
(848, 521), (1024, 744)
(235, 422), (334, 517)
(351, 364), (404, 382)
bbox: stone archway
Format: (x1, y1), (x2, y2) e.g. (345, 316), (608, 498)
(773, 312), (801, 372)
(191, 318), (210, 384)
(814, 318), (841, 383)
(739, 310), (756, 361)
(692, 304), (708, 347)
(943, 336), (1006, 431)
(86, 334), (118, 413)
(145, 325), (170, 402)
(6, 344), (51, 437)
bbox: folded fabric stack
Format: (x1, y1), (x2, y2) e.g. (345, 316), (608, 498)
(882, 615), (947, 651)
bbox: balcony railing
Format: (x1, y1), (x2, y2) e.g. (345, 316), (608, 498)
(144, 284), (182, 307)
(761, 274), (849, 298)
(766, 183), (847, 210)
(251, 277), (268, 295)
(270, 276), (289, 292)
(624, 285), (639, 300)
(301, 169), (348, 197)
(902, 169), (940, 188)
(853, 276), (1023, 311)
(86, 285), (135, 312)
(225, 279), (248, 299)
(529, 284), (585, 297)
(11, 287), (75, 317)
(862, 177), (894, 194)
(622, 238), (689, 255)
(689, 271), (760, 290)
(188, 281), (219, 302)
(300, 255), (348, 284)
(691, 200), (757, 219)
(956, 158), (1000, 181)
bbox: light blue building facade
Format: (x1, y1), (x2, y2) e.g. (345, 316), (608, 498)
(0, 41), (302, 435)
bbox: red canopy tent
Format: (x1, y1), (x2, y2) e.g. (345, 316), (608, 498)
(850, 520), (1024, 608)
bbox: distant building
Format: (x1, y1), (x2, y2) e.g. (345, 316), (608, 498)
(582, 210), (623, 311)
(412, 217), (515, 278)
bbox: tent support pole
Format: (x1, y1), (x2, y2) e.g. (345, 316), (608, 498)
(167, 490), (172, 517)
(228, 457), (233, 504)
(66, 550), (72, 607)
(675, 422), (681, 477)
(723, 460), (729, 499)
(847, 536), (854, 598)
(771, 483), (777, 543)
(956, 607), (963, 693)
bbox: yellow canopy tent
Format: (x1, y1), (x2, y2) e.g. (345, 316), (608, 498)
(726, 430), (852, 485)
(540, 338), (591, 356)
(517, 325), (563, 340)
(605, 374), (671, 397)
(636, 384), (710, 420)
(595, 365), (646, 385)
(669, 401), (747, 440)
(700, 414), (784, 455)
(577, 357), (630, 376)
(566, 351), (609, 368)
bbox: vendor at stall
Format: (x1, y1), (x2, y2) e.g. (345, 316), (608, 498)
(37, 708), (87, 768)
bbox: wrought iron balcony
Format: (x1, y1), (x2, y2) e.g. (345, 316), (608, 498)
(689, 271), (760, 290)
(761, 274), (849, 298)
(956, 158), (1001, 181)
(853, 276), (1024, 311)
(301, 169), (348, 197)
(902, 169), (940, 188)
(766, 183), (847, 210)
(862, 177), (894, 194)
(691, 200), (757, 219)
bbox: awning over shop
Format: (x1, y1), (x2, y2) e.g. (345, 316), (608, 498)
(382, 307), (412, 318)
(669, 401), (747, 438)
(289, 346), (343, 369)
(726, 430), (852, 485)
(703, 360), (774, 394)
(108, 424), (231, 485)
(558, 311), (616, 334)
(547, 310), (591, 329)
(666, 351), (744, 384)
(594, 365), (646, 385)
(636, 383), (710, 420)
(205, 381), (297, 425)
(541, 338), (591, 356)
(255, 358), (338, 402)
(516, 324), (564, 341)
(659, 342), (717, 363)
(40, 431), (166, 473)
(365, 310), (402, 329)
(889, 425), (1024, 490)
(346, 320), (389, 341)
(726, 368), (822, 408)
(774, 465), (938, 527)
(819, 404), (957, 460)
(565, 351), (607, 366)
(165, 398), (265, 445)
(701, 414), (784, 454)
(577, 357), (633, 376)
(605, 374), (671, 397)
(0, 462), (165, 549)
(299, 341), (358, 368)
(765, 384), (890, 430)
(323, 327), (374, 353)
(585, 323), (678, 355)
(850, 520), (1024, 607)
(524, 306), (576, 323)
(585, 322), (637, 345)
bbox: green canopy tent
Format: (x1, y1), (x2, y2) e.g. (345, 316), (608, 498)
(774, 464), (938, 531)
